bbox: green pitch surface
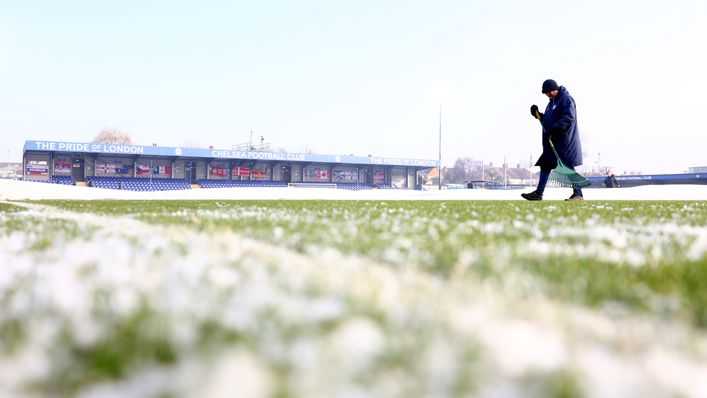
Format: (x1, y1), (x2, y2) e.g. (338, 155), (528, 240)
(2, 200), (706, 397)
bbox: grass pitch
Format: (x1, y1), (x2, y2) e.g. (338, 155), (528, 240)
(1, 199), (706, 397)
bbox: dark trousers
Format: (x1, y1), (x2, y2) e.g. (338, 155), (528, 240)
(536, 167), (583, 196)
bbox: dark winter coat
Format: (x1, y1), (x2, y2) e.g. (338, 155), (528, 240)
(604, 174), (619, 188)
(535, 86), (583, 169)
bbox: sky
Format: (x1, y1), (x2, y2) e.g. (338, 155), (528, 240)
(1, 0), (706, 174)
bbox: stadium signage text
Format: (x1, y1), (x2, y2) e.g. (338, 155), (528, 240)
(369, 157), (437, 167)
(29, 141), (145, 155)
(616, 175), (652, 181)
(211, 150), (306, 161)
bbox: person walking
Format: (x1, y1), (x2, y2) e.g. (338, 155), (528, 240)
(603, 172), (620, 188)
(522, 79), (584, 201)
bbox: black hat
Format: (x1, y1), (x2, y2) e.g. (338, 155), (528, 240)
(542, 79), (559, 93)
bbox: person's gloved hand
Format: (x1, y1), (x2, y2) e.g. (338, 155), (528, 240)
(530, 104), (539, 118)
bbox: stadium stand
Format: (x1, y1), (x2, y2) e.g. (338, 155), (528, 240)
(23, 140), (437, 191)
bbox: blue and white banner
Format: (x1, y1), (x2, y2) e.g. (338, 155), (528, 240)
(24, 140), (439, 168)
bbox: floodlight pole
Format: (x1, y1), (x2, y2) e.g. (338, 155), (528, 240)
(438, 104), (442, 191)
(598, 152), (601, 174)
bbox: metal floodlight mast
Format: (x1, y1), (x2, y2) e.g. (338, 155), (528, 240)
(438, 105), (442, 190)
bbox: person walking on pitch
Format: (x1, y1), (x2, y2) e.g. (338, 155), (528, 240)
(603, 172), (620, 188)
(522, 79), (586, 201)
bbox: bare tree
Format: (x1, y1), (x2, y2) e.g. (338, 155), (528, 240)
(447, 157), (484, 183)
(92, 128), (133, 144)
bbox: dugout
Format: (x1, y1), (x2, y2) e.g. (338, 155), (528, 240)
(22, 140), (439, 189)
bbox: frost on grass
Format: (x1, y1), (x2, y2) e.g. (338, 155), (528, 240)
(115, 200), (707, 325)
(1, 200), (707, 398)
(1, 205), (484, 397)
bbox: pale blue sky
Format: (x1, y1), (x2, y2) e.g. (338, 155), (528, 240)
(1, 0), (706, 174)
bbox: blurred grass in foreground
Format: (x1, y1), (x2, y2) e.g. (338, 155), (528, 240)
(35, 199), (707, 328)
(1, 199), (705, 397)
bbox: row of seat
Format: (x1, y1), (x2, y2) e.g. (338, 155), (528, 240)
(374, 184), (403, 190)
(336, 183), (374, 191)
(86, 177), (191, 191)
(31, 175), (76, 185)
(51, 175), (76, 185)
(199, 180), (288, 189)
(31, 176), (405, 191)
(199, 180), (404, 190)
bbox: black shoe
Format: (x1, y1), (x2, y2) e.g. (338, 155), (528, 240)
(565, 193), (584, 201)
(521, 191), (543, 201)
